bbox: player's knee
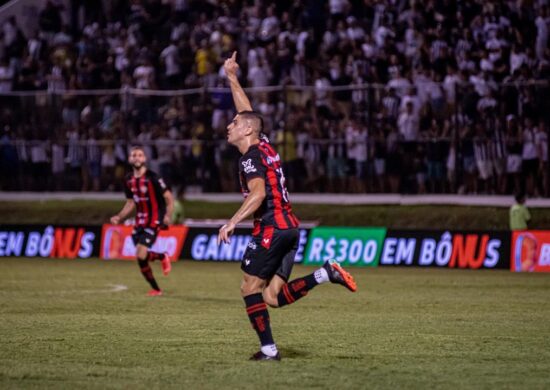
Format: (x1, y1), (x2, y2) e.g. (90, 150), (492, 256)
(137, 257), (147, 265)
(240, 279), (264, 297)
(240, 284), (259, 297)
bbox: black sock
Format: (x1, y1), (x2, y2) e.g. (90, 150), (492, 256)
(244, 293), (274, 346)
(138, 259), (160, 291)
(277, 274), (318, 308)
(146, 251), (164, 261)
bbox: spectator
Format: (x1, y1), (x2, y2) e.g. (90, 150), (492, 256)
(506, 115), (523, 194)
(522, 117), (539, 196)
(0, 58), (14, 92)
(509, 191), (531, 230)
(345, 119), (368, 193)
(535, 120), (549, 196)
(398, 101), (419, 141)
(160, 39), (182, 89)
(2, 0), (550, 196)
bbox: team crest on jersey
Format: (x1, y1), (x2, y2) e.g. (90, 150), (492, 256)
(242, 159), (257, 174)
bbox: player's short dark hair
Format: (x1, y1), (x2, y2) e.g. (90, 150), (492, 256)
(238, 110), (264, 136)
(515, 190), (526, 203)
(130, 145), (146, 153)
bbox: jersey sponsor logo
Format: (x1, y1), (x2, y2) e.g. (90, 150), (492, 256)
(263, 238), (270, 244)
(140, 185), (148, 193)
(242, 159), (257, 174)
(247, 241), (257, 250)
(244, 259), (251, 266)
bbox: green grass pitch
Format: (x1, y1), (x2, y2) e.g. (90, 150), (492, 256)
(0, 258), (549, 389)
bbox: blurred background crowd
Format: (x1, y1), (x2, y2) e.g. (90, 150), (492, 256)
(0, 0), (549, 196)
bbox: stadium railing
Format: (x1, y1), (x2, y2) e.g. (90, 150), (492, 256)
(0, 81), (549, 195)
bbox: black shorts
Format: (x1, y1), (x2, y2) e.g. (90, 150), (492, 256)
(132, 226), (158, 248)
(241, 227), (299, 282)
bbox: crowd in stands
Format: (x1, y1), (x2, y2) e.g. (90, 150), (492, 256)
(0, 0), (549, 196)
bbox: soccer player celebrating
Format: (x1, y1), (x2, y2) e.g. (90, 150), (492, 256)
(218, 52), (357, 361)
(110, 145), (174, 296)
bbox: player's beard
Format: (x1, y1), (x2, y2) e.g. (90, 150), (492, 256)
(132, 162), (144, 170)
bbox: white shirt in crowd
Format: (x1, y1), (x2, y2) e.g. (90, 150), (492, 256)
(248, 63), (271, 87)
(133, 65), (155, 89)
(315, 77), (331, 107)
(156, 136), (173, 165)
(469, 73), (492, 97)
(160, 44), (180, 77)
(510, 50), (527, 74)
(425, 79), (444, 102)
(374, 25), (394, 48)
(535, 15), (549, 58)
(260, 15), (279, 39)
(0, 64), (14, 92)
(400, 94), (421, 117)
(346, 23), (365, 41)
(115, 46), (130, 72)
(51, 143), (65, 174)
(522, 128), (538, 160)
(404, 28), (422, 58)
(3, 21), (16, 47)
(47, 65), (66, 92)
(398, 111), (419, 141)
(329, 0), (348, 14)
(346, 124), (368, 163)
(388, 76), (411, 98)
(535, 128), (548, 162)
(443, 73), (461, 104)
(31, 142), (49, 163)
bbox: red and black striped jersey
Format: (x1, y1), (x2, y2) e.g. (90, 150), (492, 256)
(124, 170), (169, 228)
(239, 141), (300, 230)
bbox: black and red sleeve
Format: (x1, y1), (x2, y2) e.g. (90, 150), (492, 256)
(157, 176), (170, 193)
(240, 149), (267, 183)
(124, 178), (133, 199)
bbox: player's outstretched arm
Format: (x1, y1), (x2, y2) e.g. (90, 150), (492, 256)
(110, 200), (135, 224)
(218, 177), (265, 244)
(224, 51), (253, 112)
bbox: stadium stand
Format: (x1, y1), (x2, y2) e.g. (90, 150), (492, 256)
(0, 0), (548, 197)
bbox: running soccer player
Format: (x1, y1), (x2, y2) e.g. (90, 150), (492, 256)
(218, 52), (357, 361)
(110, 145), (174, 296)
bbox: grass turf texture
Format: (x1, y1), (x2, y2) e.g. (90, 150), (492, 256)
(1, 258), (549, 389)
(2, 200), (550, 229)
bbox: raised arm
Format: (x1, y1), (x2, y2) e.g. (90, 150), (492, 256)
(224, 51), (253, 112)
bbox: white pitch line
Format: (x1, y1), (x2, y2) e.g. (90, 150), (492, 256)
(41, 284), (129, 295)
(107, 284), (128, 292)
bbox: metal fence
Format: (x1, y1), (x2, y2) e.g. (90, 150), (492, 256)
(1, 81), (549, 196)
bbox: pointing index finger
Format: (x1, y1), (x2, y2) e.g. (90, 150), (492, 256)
(231, 51), (237, 61)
